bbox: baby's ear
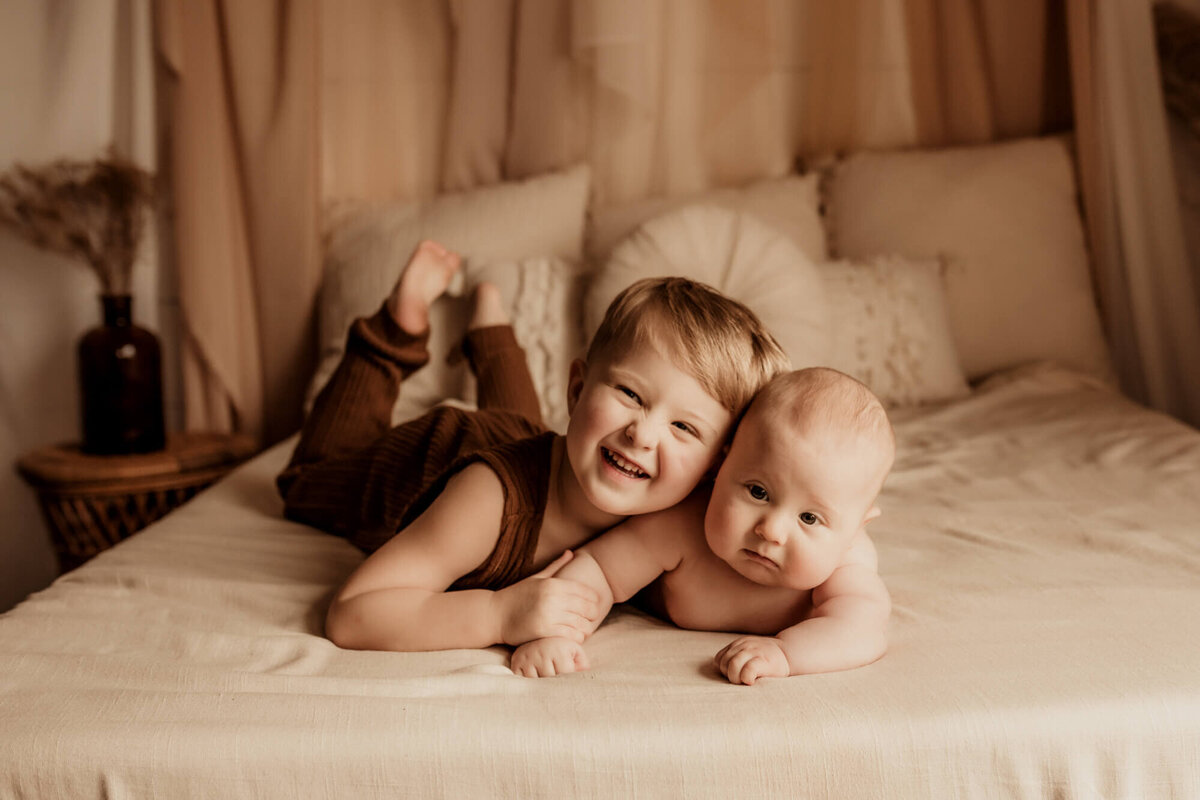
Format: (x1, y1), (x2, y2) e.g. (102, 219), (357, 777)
(566, 358), (587, 415)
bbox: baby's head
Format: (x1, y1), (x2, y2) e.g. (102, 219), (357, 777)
(566, 277), (790, 518)
(705, 367), (895, 590)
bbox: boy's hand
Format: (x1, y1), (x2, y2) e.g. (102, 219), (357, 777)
(493, 551), (602, 645)
(714, 636), (790, 685)
(511, 636), (590, 678)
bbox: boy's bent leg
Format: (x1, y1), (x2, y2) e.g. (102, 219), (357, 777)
(286, 307), (430, 472)
(463, 325), (544, 428)
(286, 241), (462, 472)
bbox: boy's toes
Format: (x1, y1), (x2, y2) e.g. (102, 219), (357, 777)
(388, 240), (464, 333)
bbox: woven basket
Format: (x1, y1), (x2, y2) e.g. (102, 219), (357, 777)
(17, 432), (258, 573)
(33, 468), (228, 571)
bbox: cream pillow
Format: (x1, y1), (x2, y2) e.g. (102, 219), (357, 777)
(586, 174), (828, 266)
(826, 136), (1113, 382)
(819, 256), (970, 407)
(585, 204), (829, 372)
(309, 165), (591, 424)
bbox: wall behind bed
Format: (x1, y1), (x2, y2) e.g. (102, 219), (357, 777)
(0, 0), (167, 612)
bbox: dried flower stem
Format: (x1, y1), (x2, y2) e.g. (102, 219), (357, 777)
(0, 155), (153, 295)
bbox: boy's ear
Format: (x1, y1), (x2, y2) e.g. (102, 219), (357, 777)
(566, 358), (587, 415)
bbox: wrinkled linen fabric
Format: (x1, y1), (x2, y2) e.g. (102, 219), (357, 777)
(2, 364), (1199, 798)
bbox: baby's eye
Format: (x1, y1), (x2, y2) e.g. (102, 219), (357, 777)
(746, 483), (768, 501)
(617, 386), (641, 404)
(799, 512), (819, 526)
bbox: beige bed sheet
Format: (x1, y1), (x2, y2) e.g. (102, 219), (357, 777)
(2, 363), (1199, 798)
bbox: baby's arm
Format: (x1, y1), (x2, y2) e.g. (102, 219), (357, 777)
(716, 534), (891, 685)
(511, 505), (688, 677)
(326, 463), (600, 652)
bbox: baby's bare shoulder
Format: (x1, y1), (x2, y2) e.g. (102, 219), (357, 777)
(841, 530), (879, 570)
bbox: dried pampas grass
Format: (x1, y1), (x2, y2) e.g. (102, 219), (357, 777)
(0, 155), (153, 295)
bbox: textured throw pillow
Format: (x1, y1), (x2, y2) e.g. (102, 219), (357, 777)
(819, 256), (970, 407)
(826, 136), (1113, 382)
(461, 257), (586, 433)
(585, 204), (829, 373)
(586, 173), (828, 266)
(308, 165), (591, 424)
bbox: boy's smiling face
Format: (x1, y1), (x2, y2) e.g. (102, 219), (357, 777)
(564, 341), (732, 518)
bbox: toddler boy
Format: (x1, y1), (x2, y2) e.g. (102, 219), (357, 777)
(511, 367), (895, 684)
(276, 241), (790, 653)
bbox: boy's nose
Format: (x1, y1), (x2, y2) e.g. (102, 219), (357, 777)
(624, 419), (656, 449)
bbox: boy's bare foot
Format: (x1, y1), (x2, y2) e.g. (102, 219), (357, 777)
(467, 281), (510, 330)
(387, 240), (462, 334)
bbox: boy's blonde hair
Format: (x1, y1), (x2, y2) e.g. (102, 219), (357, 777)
(586, 277), (791, 418)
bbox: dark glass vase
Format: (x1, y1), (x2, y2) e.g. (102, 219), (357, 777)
(79, 294), (166, 455)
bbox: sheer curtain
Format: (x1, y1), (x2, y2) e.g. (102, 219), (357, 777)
(1067, 0), (1200, 427)
(157, 0), (1198, 443)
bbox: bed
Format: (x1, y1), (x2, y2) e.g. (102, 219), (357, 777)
(3, 135), (1199, 798)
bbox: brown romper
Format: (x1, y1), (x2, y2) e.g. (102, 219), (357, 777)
(276, 303), (555, 590)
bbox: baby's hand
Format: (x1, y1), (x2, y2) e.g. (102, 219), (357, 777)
(511, 636), (590, 678)
(493, 551), (602, 645)
(714, 636), (790, 686)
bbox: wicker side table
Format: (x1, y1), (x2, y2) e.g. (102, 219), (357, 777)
(16, 431), (258, 572)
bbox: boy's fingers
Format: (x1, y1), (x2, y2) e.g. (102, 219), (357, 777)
(531, 550), (573, 578)
(558, 626), (586, 644)
(574, 583), (602, 605)
(565, 592), (601, 621)
(550, 577), (598, 602)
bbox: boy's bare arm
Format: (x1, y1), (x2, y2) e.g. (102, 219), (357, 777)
(557, 506), (688, 628)
(326, 464), (600, 652)
(511, 505), (690, 677)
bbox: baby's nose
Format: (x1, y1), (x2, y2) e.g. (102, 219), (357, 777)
(755, 517), (788, 544)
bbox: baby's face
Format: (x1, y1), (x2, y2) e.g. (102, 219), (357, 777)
(565, 341), (733, 518)
(704, 413), (886, 590)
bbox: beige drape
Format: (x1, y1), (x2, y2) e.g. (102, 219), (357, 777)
(159, 0), (1196, 443)
(156, 0), (320, 445)
(1067, 0), (1200, 427)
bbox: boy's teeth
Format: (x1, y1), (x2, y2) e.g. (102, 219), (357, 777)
(605, 448), (647, 477)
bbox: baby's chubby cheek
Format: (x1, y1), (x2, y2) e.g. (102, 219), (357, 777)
(702, 504), (734, 558)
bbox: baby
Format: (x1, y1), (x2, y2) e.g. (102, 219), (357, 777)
(511, 367), (895, 684)
(277, 241), (790, 653)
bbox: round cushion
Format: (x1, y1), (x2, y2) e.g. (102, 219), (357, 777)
(584, 204), (828, 370)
